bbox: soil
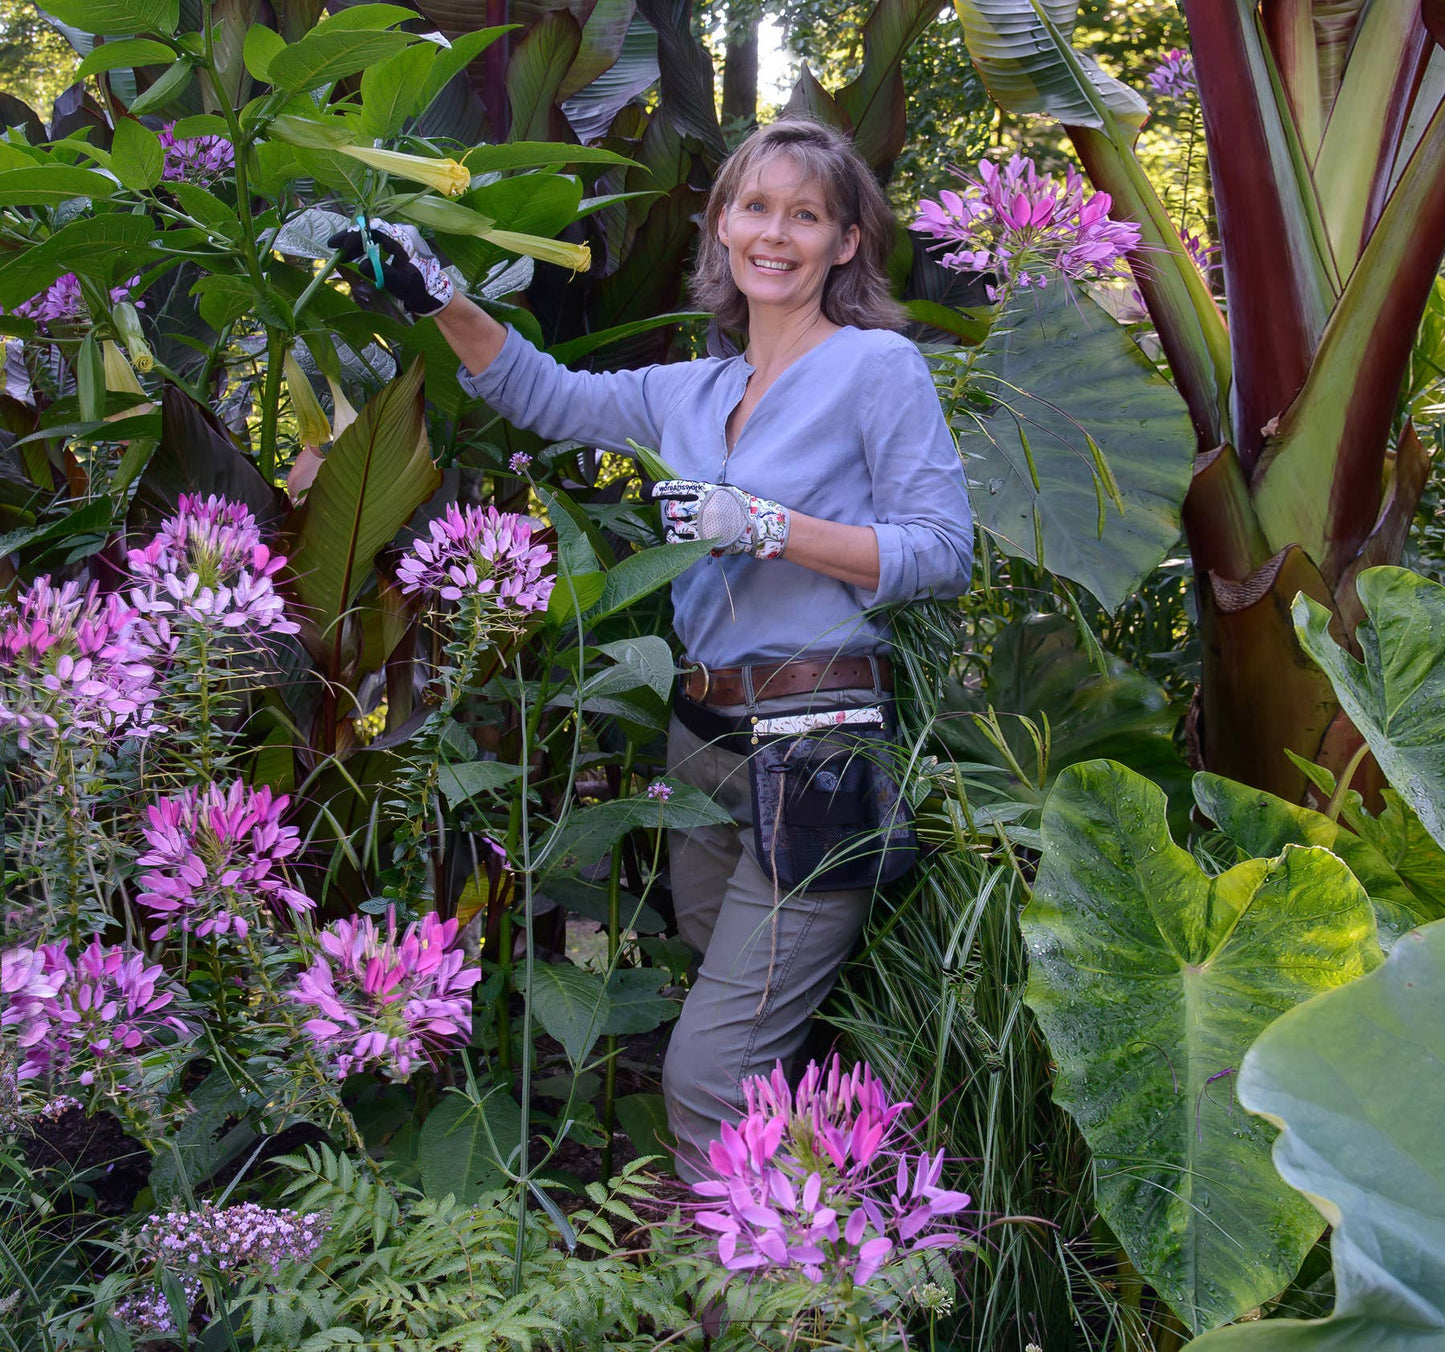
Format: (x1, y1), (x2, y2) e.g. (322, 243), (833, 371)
(23, 1104), (150, 1216)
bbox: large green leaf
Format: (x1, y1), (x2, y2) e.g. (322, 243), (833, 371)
(956, 282), (1194, 612)
(835, 0), (943, 168)
(951, 0), (1146, 129)
(39, 0), (178, 35)
(1293, 567), (1445, 851)
(281, 359), (442, 667)
(527, 961), (611, 1067)
(1194, 771), (1444, 948)
(543, 780), (731, 869)
(634, 0), (725, 156)
(506, 11), (582, 143)
(1026, 760), (1383, 1333)
(417, 1090), (522, 1200)
(266, 28), (415, 93)
(0, 215), (153, 310)
(1187, 920), (1445, 1352)
(0, 166), (117, 206)
(586, 538), (715, 620)
(561, 11), (659, 143)
(936, 612), (1189, 831)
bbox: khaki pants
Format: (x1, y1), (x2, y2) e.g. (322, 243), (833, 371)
(660, 687), (881, 1181)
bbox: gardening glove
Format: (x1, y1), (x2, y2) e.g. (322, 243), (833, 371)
(327, 218), (455, 317)
(647, 479), (791, 560)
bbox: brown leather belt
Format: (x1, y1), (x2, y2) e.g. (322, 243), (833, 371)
(678, 655), (892, 707)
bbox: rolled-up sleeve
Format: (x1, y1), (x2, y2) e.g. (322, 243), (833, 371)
(859, 336), (974, 608)
(457, 325), (692, 452)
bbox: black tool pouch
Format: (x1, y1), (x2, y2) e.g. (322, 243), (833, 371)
(746, 705), (918, 892)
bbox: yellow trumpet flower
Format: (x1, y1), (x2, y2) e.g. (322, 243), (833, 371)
(284, 348), (332, 449)
(335, 145), (472, 197)
(481, 230), (591, 275)
(327, 377), (358, 441)
(102, 340), (144, 396)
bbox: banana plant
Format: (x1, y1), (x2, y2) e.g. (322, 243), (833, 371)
(950, 0), (1445, 803)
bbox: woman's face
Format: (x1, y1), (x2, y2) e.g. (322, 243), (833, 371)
(717, 155), (860, 322)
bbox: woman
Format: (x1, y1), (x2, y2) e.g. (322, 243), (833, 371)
(331, 118), (974, 1179)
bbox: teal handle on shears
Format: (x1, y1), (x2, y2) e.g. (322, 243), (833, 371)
(356, 214), (384, 288)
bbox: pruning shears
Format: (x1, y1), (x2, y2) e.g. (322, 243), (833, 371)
(356, 214), (385, 287)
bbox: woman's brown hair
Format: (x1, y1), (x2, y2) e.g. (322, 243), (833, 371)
(691, 118), (905, 333)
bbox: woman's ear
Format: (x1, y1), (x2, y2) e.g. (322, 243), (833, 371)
(716, 206), (731, 249)
(835, 223), (860, 267)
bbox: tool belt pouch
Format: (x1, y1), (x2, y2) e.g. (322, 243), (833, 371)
(746, 704), (918, 892)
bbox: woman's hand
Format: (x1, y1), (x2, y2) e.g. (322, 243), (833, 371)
(648, 480), (790, 559)
(329, 219), (510, 376)
(328, 219), (455, 316)
(646, 480), (882, 590)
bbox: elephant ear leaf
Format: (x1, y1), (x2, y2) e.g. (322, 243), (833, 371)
(282, 357), (441, 666)
(1192, 771), (1445, 948)
(1186, 919), (1445, 1352)
(1025, 760), (1382, 1333)
(1294, 566), (1445, 852)
(957, 281), (1194, 613)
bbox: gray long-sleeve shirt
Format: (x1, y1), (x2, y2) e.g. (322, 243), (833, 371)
(458, 324), (974, 669)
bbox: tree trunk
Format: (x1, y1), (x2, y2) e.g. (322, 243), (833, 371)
(721, 0), (759, 131)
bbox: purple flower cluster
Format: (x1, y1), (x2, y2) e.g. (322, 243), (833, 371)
(1, 939), (191, 1085)
(912, 156), (1143, 300)
(126, 494), (299, 646)
(691, 1056), (970, 1287)
(290, 908), (481, 1082)
(646, 780), (673, 802)
(1148, 48), (1197, 100)
(8, 274), (141, 331)
(0, 576), (162, 751)
(117, 1202), (328, 1336)
(135, 780), (314, 942)
(158, 123), (235, 187)
(508, 451), (533, 473)
(397, 503), (555, 611)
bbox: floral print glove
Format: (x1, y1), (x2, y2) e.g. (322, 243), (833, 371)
(648, 479), (791, 560)
(327, 218), (455, 317)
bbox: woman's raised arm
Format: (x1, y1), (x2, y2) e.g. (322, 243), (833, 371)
(433, 292), (509, 377)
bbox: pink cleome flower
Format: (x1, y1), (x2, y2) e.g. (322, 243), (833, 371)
(0, 575), (162, 751)
(397, 503), (555, 611)
(6, 273), (142, 332)
(135, 779), (314, 942)
(690, 1055), (971, 1287)
(1, 939), (192, 1084)
(912, 155), (1143, 300)
(1148, 48), (1197, 101)
(158, 123), (235, 187)
(289, 907), (482, 1082)
(127, 493), (299, 644)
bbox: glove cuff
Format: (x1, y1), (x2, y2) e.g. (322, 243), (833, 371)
(749, 500), (790, 560)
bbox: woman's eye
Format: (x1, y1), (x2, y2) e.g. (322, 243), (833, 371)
(797, 210), (818, 222)
(746, 201), (765, 212)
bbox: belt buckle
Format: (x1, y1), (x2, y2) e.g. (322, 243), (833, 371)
(688, 661), (711, 703)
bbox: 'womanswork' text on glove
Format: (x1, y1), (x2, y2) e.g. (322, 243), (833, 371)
(647, 480), (791, 560)
(327, 219), (455, 317)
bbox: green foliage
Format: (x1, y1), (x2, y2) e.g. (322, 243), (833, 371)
(1186, 920), (1445, 1352)
(942, 280), (1196, 613)
(243, 1146), (697, 1351)
(1025, 760), (1383, 1333)
(936, 610), (1189, 837)
(1294, 567), (1445, 851)
(1194, 772), (1445, 949)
